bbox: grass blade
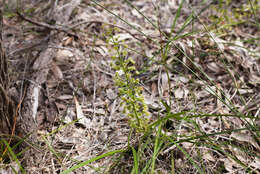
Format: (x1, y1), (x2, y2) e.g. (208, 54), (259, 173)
(61, 149), (125, 174)
(2, 139), (25, 174)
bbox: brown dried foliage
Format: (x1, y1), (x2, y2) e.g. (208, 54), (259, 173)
(0, 9), (15, 135)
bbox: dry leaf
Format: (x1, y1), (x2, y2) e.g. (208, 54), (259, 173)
(64, 107), (75, 123)
(229, 145), (248, 163)
(230, 132), (260, 150)
(207, 62), (220, 73)
(63, 37), (74, 46)
(161, 72), (168, 92)
(175, 76), (189, 83)
(57, 95), (73, 100)
(223, 158), (242, 172)
(250, 157), (260, 169)
(151, 82), (157, 97)
(202, 151), (215, 162)
(95, 46), (108, 57)
(74, 96), (91, 128)
(106, 88), (117, 100)
(111, 33), (133, 42)
(51, 62), (63, 80)
(57, 49), (73, 58)
(174, 87), (183, 99)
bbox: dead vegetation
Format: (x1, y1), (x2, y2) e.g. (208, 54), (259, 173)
(0, 0), (260, 173)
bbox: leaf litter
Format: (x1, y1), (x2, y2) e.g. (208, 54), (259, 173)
(1, 0), (260, 173)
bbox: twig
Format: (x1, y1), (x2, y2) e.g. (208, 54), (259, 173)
(16, 12), (78, 38)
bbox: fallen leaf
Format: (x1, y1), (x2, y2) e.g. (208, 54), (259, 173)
(174, 87), (183, 99)
(51, 62), (63, 80)
(74, 96), (91, 128)
(230, 131), (260, 150)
